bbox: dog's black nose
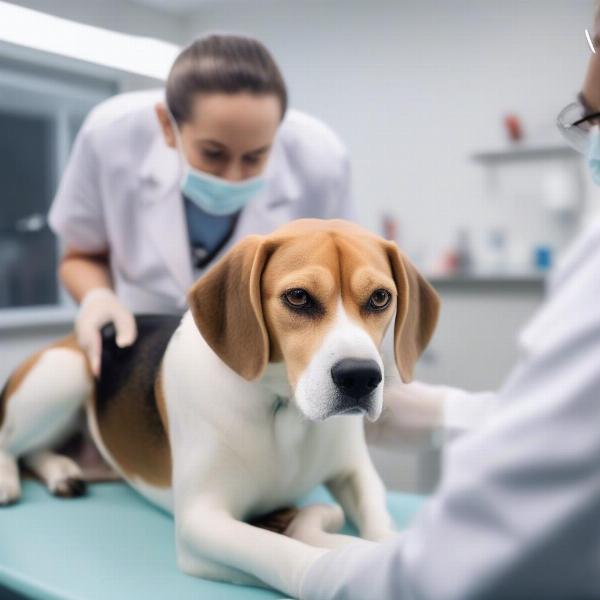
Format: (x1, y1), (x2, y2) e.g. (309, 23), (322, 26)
(331, 359), (382, 400)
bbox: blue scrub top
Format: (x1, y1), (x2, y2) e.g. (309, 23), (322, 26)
(183, 196), (238, 269)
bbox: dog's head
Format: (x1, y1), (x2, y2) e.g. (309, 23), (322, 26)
(187, 219), (440, 422)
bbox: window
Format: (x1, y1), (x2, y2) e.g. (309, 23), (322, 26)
(0, 61), (115, 313)
(0, 110), (55, 308)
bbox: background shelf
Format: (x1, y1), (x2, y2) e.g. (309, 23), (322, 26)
(471, 145), (578, 164)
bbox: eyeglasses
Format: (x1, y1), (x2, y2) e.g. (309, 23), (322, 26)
(556, 101), (600, 155)
(555, 29), (600, 153)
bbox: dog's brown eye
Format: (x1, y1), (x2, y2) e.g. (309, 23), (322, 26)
(284, 288), (309, 307)
(368, 289), (391, 310)
(282, 288), (324, 318)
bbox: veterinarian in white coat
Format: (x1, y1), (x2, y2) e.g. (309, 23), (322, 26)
(297, 17), (600, 600)
(48, 34), (354, 375)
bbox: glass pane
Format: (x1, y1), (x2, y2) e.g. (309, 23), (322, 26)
(69, 113), (85, 146)
(0, 110), (58, 308)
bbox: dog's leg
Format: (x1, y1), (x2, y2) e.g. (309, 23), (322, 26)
(23, 450), (86, 497)
(0, 450), (20, 505)
(0, 347), (91, 503)
(327, 455), (395, 542)
(177, 552), (266, 588)
(176, 500), (328, 597)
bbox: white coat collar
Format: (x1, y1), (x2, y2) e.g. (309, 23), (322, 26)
(138, 130), (181, 195)
(138, 134), (193, 294)
(262, 131), (301, 209)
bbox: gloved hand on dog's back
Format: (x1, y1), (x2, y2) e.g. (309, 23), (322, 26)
(75, 287), (137, 377)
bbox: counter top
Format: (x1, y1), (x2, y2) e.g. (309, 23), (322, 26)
(0, 306), (76, 331)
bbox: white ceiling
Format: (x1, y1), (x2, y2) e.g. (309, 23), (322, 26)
(128, 0), (226, 15)
(130, 0), (593, 17)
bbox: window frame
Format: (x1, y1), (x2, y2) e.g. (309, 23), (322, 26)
(0, 55), (118, 329)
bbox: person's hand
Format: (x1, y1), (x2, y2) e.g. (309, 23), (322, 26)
(366, 380), (447, 450)
(75, 288), (137, 377)
(368, 380), (494, 451)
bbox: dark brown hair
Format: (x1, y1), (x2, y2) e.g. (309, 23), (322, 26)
(166, 34), (288, 124)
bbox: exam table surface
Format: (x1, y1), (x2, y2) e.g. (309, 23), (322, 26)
(0, 481), (425, 600)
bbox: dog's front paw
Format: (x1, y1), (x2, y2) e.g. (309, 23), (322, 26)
(283, 503), (345, 546)
(177, 550), (265, 587)
(250, 506), (299, 534)
(0, 472), (20, 506)
(0, 479), (20, 506)
(0, 453), (20, 506)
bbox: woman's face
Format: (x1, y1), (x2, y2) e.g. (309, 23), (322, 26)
(156, 93), (281, 181)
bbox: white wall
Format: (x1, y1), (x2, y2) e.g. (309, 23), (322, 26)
(183, 0), (595, 263)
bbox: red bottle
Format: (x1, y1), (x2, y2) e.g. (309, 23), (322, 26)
(504, 113), (523, 142)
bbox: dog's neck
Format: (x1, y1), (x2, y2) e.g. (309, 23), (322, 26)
(260, 361), (292, 402)
(178, 311), (295, 415)
(259, 361), (315, 448)
(174, 312), (324, 452)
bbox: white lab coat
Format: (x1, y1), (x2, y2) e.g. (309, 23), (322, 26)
(48, 90), (355, 313)
(302, 217), (600, 599)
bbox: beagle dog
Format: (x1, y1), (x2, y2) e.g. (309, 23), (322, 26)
(0, 219), (439, 597)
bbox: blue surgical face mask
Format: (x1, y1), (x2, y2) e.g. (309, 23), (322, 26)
(588, 125), (600, 186)
(180, 167), (266, 217)
(169, 112), (266, 216)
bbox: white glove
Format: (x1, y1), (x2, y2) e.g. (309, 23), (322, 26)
(75, 288), (137, 377)
(442, 386), (496, 442)
(368, 380), (495, 451)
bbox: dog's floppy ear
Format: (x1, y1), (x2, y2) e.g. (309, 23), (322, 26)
(385, 242), (440, 382)
(187, 235), (270, 381)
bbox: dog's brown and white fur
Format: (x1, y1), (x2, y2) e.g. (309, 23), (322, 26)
(0, 219), (439, 597)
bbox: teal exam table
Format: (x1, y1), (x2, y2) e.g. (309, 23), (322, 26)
(0, 481), (425, 600)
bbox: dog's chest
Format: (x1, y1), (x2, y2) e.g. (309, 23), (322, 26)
(272, 402), (317, 481)
(246, 402), (352, 507)
(163, 324), (360, 513)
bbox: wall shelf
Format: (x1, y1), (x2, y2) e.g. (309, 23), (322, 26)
(427, 273), (546, 291)
(471, 145), (578, 164)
